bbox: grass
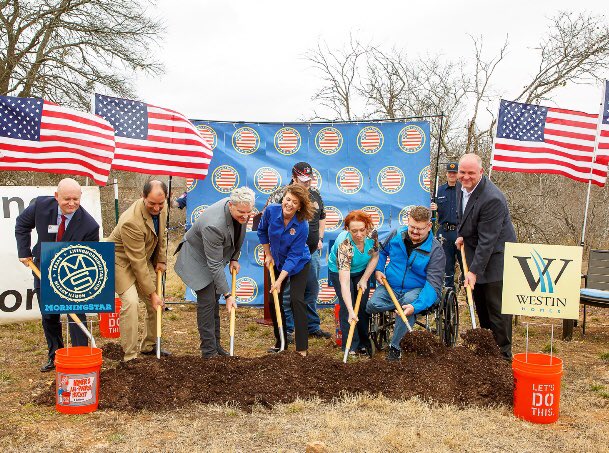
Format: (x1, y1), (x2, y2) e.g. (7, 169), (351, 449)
(1, 294), (609, 451)
(541, 343), (558, 354)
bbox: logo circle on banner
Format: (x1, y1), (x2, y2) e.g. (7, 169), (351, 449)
(361, 206), (384, 230)
(274, 127), (301, 155)
(235, 277), (258, 304)
(232, 126), (260, 155)
(185, 178), (197, 193)
(398, 125), (425, 153)
(418, 165), (431, 192)
(48, 245), (108, 302)
(312, 168), (322, 191)
(246, 207), (260, 232)
(324, 206), (344, 232)
(254, 167), (282, 194)
(254, 244), (265, 266)
(336, 166), (364, 194)
(377, 166), (405, 194)
(212, 165), (239, 193)
(399, 205), (416, 226)
(190, 205), (208, 224)
(315, 127), (343, 155)
(196, 124), (217, 150)
(318, 278), (337, 305)
(357, 126), (384, 154)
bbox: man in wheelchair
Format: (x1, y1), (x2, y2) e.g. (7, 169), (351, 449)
(366, 206), (446, 361)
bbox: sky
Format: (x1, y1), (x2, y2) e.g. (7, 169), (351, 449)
(135, 0), (608, 123)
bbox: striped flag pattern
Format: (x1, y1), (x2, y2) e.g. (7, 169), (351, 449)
(492, 99), (607, 186)
(277, 129), (299, 152)
(94, 93), (213, 179)
(360, 129), (381, 151)
(256, 168), (280, 192)
(318, 129), (340, 152)
(380, 167), (402, 191)
(402, 128), (422, 149)
(235, 128), (257, 151)
(236, 279), (256, 301)
(0, 95), (115, 185)
(339, 169), (361, 189)
(215, 168), (238, 189)
(597, 80), (609, 165)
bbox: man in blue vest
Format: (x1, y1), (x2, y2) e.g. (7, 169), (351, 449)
(366, 206), (445, 361)
(430, 162), (462, 288)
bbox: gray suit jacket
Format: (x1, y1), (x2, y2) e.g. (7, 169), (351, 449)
(174, 198), (245, 294)
(457, 176), (516, 284)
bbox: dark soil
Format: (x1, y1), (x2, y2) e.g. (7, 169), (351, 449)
(35, 331), (513, 412)
(101, 342), (124, 361)
(460, 328), (502, 357)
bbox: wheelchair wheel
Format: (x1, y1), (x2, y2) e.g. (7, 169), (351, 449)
(368, 312), (394, 352)
(440, 288), (459, 346)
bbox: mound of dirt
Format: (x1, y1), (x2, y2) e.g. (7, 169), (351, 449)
(400, 330), (447, 356)
(101, 342), (125, 361)
(460, 328), (502, 357)
(35, 343), (513, 412)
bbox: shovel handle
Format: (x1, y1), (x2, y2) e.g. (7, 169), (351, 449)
(156, 270), (162, 348)
(343, 288), (363, 363)
(460, 247), (477, 329)
(381, 277), (411, 331)
(229, 268), (236, 338)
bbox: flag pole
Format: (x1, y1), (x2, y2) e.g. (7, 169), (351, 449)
(580, 81), (608, 247)
(163, 175), (173, 299)
(488, 103), (501, 181)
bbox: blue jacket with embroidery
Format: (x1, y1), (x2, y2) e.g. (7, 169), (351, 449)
(376, 226), (446, 314)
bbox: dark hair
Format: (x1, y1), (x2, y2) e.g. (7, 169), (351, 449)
(284, 185), (315, 222)
(344, 210), (374, 230)
(143, 180), (168, 198)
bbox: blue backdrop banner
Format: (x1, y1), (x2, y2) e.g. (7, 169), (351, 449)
(185, 120), (432, 307)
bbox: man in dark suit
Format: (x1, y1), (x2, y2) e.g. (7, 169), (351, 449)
(455, 154), (516, 359)
(15, 178), (100, 372)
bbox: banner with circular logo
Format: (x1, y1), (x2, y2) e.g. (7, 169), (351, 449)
(212, 164), (239, 193)
(232, 126), (260, 155)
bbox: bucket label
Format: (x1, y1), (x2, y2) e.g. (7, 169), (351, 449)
(57, 372), (97, 406)
(530, 383), (556, 417)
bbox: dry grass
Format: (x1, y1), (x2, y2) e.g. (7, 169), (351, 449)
(1, 296), (609, 452)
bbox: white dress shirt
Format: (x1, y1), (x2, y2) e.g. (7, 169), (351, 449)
(461, 178), (482, 213)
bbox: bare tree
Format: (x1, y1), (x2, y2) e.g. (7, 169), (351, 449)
(0, 0), (164, 109)
(515, 11), (609, 104)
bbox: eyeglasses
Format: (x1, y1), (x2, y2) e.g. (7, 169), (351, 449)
(408, 225), (429, 233)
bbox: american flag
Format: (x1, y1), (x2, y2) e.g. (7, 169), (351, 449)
(276, 128), (299, 153)
(360, 127), (382, 151)
(234, 127), (257, 152)
(214, 166), (238, 189)
(311, 169), (321, 190)
(318, 128), (341, 152)
(317, 279), (337, 304)
(324, 206), (343, 231)
(236, 278), (256, 302)
(94, 93), (213, 179)
(256, 167), (280, 192)
(0, 95), (115, 185)
(361, 206), (383, 229)
(492, 99), (607, 186)
(338, 168), (361, 190)
(379, 167), (403, 191)
(401, 127), (423, 149)
(197, 125), (216, 150)
(597, 80), (609, 165)
(421, 166), (431, 191)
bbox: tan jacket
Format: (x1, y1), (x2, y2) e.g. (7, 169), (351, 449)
(108, 198), (167, 295)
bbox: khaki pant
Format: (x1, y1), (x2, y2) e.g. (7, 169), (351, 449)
(118, 270), (157, 361)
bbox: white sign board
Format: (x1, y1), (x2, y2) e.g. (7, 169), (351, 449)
(0, 186), (103, 324)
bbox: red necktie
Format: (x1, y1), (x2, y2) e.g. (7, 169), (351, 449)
(56, 215), (66, 242)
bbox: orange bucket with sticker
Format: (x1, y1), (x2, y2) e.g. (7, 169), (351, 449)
(512, 352), (563, 424)
(99, 298), (121, 338)
(55, 346), (103, 414)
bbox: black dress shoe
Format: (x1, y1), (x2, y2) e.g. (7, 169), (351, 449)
(310, 329), (332, 339)
(40, 358), (55, 373)
(141, 348), (171, 357)
(216, 346), (229, 356)
(202, 352), (219, 359)
(267, 347), (281, 353)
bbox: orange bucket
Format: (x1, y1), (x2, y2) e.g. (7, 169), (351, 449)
(334, 304), (342, 347)
(55, 346), (103, 414)
(512, 353), (563, 424)
(99, 298), (121, 338)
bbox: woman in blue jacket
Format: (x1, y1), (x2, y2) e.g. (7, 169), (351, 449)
(328, 210), (379, 357)
(258, 184), (315, 356)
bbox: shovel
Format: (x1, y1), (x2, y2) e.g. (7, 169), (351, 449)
(26, 260), (96, 348)
(156, 270), (163, 359)
(381, 277), (413, 332)
(342, 288), (363, 363)
(229, 268), (237, 356)
(268, 265), (286, 351)
(459, 247), (478, 329)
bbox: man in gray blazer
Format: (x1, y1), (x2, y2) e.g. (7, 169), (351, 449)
(455, 153), (516, 360)
(175, 187), (255, 358)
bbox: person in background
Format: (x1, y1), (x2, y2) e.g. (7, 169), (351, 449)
(266, 162), (331, 342)
(15, 178), (99, 372)
(328, 210), (378, 357)
(174, 187), (254, 358)
(108, 180), (168, 361)
(366, 206), (445, 361)
(430, 162), (462, 288)
(257, 184), (315, 356)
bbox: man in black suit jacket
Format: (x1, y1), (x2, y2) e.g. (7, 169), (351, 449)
(15, 178), (100, 372)
(455, 154), (516, 359)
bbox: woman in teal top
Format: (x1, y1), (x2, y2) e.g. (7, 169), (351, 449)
(328, 210), (378, 356)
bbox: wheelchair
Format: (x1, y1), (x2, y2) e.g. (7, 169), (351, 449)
(367, 281), (460, 352)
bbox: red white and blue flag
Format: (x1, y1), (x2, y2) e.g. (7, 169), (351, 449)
(94, 93), (213, 179)
(0, 95), (115, 185)
(597, 80), (609, 166)
(492, 99), (607, 186)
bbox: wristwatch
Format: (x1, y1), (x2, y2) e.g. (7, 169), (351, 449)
(224, 293), (231, 299)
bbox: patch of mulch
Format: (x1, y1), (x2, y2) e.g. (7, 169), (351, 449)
(35, 332), (513, 412)
(101, 342), (124, 361)
(460, 328), (502, 357)
(400, 330), (446, 356)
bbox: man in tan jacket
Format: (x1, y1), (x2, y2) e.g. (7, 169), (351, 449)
(108, 180), (168, 361)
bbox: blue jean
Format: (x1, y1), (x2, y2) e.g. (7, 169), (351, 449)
(283, 249), (321, 334)
(329, 270), (371, 351)
(365, 285), (421, 350)
(436, 228), (462, 288)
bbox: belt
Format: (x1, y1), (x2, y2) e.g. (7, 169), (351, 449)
(442, 223), (457, 231)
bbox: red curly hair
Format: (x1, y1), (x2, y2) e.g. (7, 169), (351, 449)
(344, 210), (374, 231)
